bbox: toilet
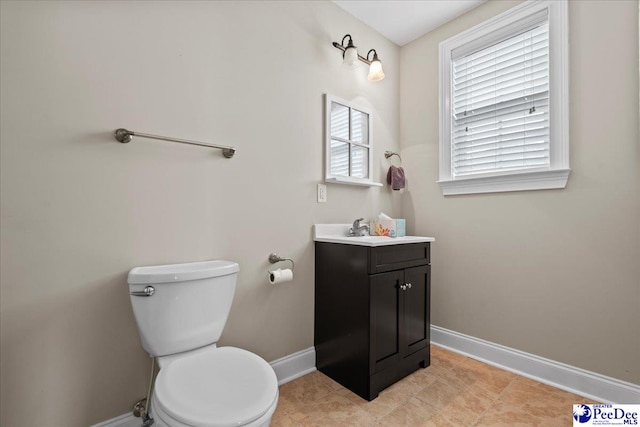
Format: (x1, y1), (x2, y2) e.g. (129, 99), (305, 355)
(128, 260), (279, 427)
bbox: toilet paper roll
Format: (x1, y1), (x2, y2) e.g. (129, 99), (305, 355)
(269, 268), (293, 284)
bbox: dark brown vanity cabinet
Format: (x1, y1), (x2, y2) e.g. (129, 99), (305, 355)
(314, 242), (431, 401)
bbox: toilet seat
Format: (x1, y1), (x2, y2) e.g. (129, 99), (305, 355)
(153, 346), (279, 427)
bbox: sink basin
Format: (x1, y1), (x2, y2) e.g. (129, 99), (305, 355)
(313, 224), (435, 247)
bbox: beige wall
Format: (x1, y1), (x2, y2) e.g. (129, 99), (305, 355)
(400, 0), (640, 385)
(2, 1), (639, 425)
(0, 1), (401, 425)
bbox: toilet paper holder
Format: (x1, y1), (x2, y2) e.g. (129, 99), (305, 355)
(268, 253), (295, 271)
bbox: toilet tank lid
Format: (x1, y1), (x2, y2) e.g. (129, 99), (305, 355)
(128, 260), (239, 285)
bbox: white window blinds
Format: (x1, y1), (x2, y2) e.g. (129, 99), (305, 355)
(451, 21), (550, 177)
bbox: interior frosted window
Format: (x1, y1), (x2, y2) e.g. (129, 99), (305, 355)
(330, 140), (349, 177)
(351, 109), (369, 144)
(351, 145), (369, 179)
(331, 102), (349, 140)
(325, 95), (373, 184)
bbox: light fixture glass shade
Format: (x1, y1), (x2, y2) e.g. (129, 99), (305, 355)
(342, 46), (360, 70)
(367, 59), (385, 81)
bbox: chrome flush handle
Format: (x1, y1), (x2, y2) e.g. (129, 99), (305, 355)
(131, 286), (155, 297)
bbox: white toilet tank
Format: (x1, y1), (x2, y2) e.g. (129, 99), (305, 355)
(128, 260), (239, 357)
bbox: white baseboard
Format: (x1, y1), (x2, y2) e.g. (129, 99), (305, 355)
(269, 346), (317, 386)
(92, 347), (317, 427)
(90, 412), (139, 427)
(431, 325), (640, 404)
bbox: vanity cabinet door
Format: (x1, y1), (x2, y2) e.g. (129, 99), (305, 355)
(402, 265), (430, 358)
(370, 270), (403, 374)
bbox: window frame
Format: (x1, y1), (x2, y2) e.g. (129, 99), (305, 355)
(438, 0), (569, 195)
(325, 94), (381, 187)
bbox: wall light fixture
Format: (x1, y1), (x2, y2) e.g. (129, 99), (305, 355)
(332, 34), (385, 82)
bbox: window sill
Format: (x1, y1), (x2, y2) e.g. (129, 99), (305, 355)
(326, 176), (383, 187)
(438, 168), (570, 196)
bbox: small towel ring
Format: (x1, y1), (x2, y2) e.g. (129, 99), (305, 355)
(384, 151), (402, 167)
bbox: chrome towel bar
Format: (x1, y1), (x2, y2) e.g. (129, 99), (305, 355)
(114, 128), (236, 158)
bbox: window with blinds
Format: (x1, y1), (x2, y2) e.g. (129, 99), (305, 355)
(438, 1), (569, 195)
(451, 22), (549, 177)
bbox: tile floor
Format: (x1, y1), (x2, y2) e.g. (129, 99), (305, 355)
(271, 345), (598, 426)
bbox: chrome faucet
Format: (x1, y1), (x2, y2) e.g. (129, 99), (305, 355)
(348, 218), (370, 237)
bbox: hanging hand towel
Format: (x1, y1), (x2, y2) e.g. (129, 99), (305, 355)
(387, 166), (405, 190)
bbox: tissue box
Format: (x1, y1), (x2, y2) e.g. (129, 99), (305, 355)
(372, 220), (397, 237)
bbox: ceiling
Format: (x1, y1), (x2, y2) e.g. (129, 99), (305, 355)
(333, 0), (485, 46)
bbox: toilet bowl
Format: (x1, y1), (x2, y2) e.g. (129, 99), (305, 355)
(151, 346), (278, 427)
(128, 260), (278, 427)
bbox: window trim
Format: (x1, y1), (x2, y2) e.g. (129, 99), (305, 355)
(325, 94), (381, 187)
(438, 0), (569, 195)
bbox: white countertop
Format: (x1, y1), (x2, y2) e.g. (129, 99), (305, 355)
(313, 224), (435, 247)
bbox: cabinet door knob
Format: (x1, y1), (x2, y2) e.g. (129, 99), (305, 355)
(400, 284), (407, 291)
(406, 283), (412, 289)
